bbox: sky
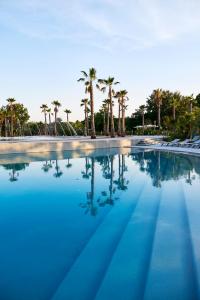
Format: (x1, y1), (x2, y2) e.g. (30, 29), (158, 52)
(1, 0), (200, 121)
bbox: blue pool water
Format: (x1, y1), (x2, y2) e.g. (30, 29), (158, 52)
(0, 148), (200, 300)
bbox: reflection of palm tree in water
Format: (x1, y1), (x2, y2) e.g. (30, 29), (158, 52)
(2, 163), (29, 182)
(53, 160), (63, 178)
(66, 158), (72, 169)
(114, 154), (129, 191)
(99, 155), (116, 206)
(99, 155), (124, 207)
(131, 151), (197, 187)
(81, 157), (91, 179)
(9, 169), (18, 182)
(80, 157), (98, 216)
(42, 160), (53, 173)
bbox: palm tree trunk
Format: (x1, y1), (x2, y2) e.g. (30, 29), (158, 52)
(117, 100), (121, 136)
(90, 81), (96, 139)
(5, 118), (7, 137)
(142, 112), (145, 129)
(44, 113), (47, 135)
(54, 111), (57, 136)
(190, 102), (193, 113)
(67, 114), (69, 123)
(11, 115), (14, 137)
(158, 104), (161, 128)
(103, 110), (106, 135)
(121, 98), (126, 137)
(48, 113), (52, 135)
(84, 104), (87, 136)
(109, 86), (115, 138)
(86, 108), (89, 135)
(106, 103), (110, 136)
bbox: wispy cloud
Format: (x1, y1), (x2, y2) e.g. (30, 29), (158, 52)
(1, 0), (200, 50)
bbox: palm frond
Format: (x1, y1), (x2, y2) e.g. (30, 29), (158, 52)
(77, 78), (85, 82)
(81, 71), (88, 78)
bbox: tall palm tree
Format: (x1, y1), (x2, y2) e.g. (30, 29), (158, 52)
(0, 109), (3, 136)
(52, 100), (61, 136)
(170, 92), (181, 121)
(78, 68), (97, 139)
(7, 98), (16, 136)
(64, 109), (72, 122)
(46, 108), (52, 134)
(101, 103), (107, 135)
(2, 108), (8, 137)
(102, 99), (110, 136)
(97, 77), (119, 138)
(187, 95), (195, 139)
(116, 90), (128, 137)
(153, 89), (163, 128)
(40, 104), (48, 135)
(80, 98), (89, 136)
(139, 105), (146, 129)
(115, 92), (122, 136)
(187, 95), (195, 113)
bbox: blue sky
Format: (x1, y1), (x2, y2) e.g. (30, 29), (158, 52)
(1, 0), (200, 121)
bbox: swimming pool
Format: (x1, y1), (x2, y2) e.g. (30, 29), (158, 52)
(0, 148), (199, 300)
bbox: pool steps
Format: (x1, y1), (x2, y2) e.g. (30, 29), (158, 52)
(143, 181), (198, 300)
(95, 182), (162, 300)
(52, 177), (147, 300)
(182, 181), (200, 298)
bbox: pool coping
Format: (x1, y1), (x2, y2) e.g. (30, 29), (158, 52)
(134, 145), (200, 157)
(0, 136), (162, 155)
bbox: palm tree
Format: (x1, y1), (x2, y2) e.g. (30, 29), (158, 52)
(98, 77), (119, 138)
(7, 98), (16, 136)
(187, 95), (196, 139)
(0, 109), (3, 136)
(78, 68), (97, 139)
(2, 108), (8, 137)
(47, 107), (52, 134)
(64, 109), (72, 122)
(188, 95), (195, 113)
(80, 99), (89, 136)
(139, 105), (146, 130)
(52, 101), (61, 136)
(115, 92), (122, 136)
(40, 104), (48, 135)
(102, 99), (110, 136)
(116, 90), (128, 137)
(101, 103), (107, 135)
(153, 89), (163, 128)
(46, 108), (52, 124)
(170, 92), (181, 121)
(46, 108), (52, 134)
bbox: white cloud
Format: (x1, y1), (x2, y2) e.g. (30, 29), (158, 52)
(1, 0), (200, 50)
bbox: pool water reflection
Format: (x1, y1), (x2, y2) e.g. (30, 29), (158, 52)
(0, 148), (200, 300)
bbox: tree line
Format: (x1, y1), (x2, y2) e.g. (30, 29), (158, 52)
(1, 67), (200, 138)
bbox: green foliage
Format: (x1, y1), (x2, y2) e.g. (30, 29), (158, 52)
(0, 102), (30, 136)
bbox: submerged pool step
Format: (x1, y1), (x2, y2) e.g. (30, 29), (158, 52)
(181, 181), (200, 298)
(52, 177), (147, 300)
(94, 183), (162, 300)
(143, 181), (198, 300)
